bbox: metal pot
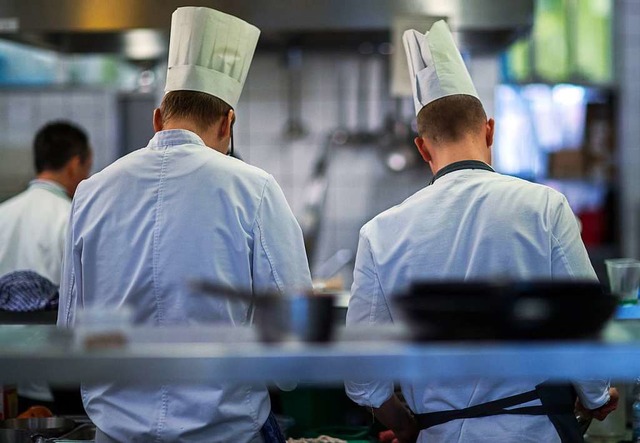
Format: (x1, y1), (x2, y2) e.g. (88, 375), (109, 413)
(0, 429), (36, 443)
(0, 418), (76, 442)
(190, 281), (336, 343)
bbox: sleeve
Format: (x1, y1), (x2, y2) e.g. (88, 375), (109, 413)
(43, 219), (66, 287)
(550, 194), (598, 280)
(57, 199), (82, 328)
(549, 193), (610, 408)
(344, 227), (395, 408)
(574, 380), (611, 410)
(251, 175), (313, 294)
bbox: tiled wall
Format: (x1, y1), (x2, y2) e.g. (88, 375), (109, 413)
(617, 0), (640, 258)
(233, 51), (500, 283)
(0, 50), (500, 286)
(234, 53), (425, 280)
(0, 89), (119, 200)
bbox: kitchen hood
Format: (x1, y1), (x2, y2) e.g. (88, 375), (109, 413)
(0, 0), (533, 58)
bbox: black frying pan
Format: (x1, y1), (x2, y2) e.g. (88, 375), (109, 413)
(393, 280), (617, 341)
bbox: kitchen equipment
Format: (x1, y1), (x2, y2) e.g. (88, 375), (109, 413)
(0, 418), (75, 440)
(53, 423), (95, 442)
(605, 258), (640, 304)
(394, 281), (617, 341)
(0, 429), (36, 443)
(189, 281), (336, 343)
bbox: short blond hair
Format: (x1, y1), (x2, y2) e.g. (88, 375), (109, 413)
(160, 91), (231, 131)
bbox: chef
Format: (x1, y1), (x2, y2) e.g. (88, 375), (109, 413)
(58, 7), (311, 443)
(344, 20), (617, 443)
(0, 121), (92, 285)
(0, 121), (91, 411)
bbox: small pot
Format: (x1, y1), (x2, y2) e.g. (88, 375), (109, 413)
(0, 429), (36, 443)
(0, 418), (76, 441)
(190, 281), (336, 343)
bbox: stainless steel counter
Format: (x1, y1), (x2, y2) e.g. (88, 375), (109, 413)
(0, 323), (639, 385)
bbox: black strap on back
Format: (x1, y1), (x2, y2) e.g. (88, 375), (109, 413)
(415, 389), (548, 429)
(537, 383), (584, 443)
(414, 383), (582, 443)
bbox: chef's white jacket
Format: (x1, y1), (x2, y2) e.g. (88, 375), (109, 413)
(345, 165), (610, 443)
(0, 179), (69, 402)
(58, 130), (312, 443)
(0, 180), (70, 285)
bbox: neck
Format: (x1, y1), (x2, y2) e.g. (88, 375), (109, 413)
(161, 120), (203, 137)
(37, 171), (72, 197)
(429, 139), (491, 176)
(160, 119), (226, 154)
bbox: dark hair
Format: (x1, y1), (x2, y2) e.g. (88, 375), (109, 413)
(417, 95), (487, 144)
(160, 90), (232, 131)
(33, 121), (90, 174)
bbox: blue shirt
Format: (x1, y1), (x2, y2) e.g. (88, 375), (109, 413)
(58, 130), (312, 442)
(345, 166), (609, 443)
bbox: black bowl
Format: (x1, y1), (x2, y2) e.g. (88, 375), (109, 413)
(393, 281), (617, 341)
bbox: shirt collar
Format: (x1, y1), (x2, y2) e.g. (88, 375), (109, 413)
(429, 160), (495, 185)
(147, 129), (206, 149)
(28, 179), (70, 200)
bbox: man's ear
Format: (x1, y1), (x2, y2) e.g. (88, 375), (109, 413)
(486, 118), (495, 148)
(414, 136), (432, 163)
(65, 155), (82, 177)
(153, 108), (163, 133)
(219, 109), (235, 139)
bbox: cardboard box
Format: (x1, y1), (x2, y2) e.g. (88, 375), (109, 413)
(548, 149), (586, 178)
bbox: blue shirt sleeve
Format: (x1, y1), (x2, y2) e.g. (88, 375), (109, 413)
(550, 194), (598, 280)
(57, 198), (81, 327)
(251, 175), (312, 295)
(549, 193), (610, 408)
(345, 226), (395, 407)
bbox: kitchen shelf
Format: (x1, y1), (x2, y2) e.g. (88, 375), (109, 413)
(1, 323), (640, 385)
(615, 304), (640, 320)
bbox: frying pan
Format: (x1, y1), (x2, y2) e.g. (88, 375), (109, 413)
(189, 281), (336, 343)
(393, 280), (617, 341)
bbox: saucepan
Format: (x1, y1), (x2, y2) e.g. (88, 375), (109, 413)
(0, 418), (76, 443)
(189, 281), (336, 343)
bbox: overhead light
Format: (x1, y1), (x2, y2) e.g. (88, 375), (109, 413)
(122, 29), (165, 61)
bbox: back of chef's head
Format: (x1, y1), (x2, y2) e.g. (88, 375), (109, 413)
(161, 7), (260, 129)
(33, 121), (90, 174)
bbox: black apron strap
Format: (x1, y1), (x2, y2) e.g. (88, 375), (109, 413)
(536, 382), (584, 443)
(414, 383), (583, 443)
(415, 389), (541, 429)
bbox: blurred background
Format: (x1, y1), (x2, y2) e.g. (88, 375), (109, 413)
(0, 0), (632, 287)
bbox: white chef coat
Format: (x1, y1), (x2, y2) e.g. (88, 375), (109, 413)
(0, 179), (68, 402)
(0, 179), (70, 285)
(58, 129), (313, 443)
(345, 164), (610, 443)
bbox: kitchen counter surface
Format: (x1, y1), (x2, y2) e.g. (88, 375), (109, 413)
(1, 323), (639, 385)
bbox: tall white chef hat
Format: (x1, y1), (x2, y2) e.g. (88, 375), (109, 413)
(403, 20), (479, 116)
(165, 7), (260, 109)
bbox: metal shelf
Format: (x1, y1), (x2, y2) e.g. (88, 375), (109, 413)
(1, 324), (640, 385)
(616, 304), (640, 320)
